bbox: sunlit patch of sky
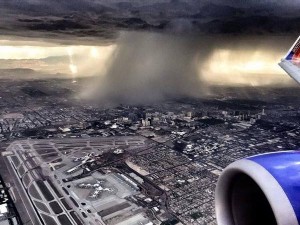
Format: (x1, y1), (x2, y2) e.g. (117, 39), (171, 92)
(0, 39), (116, 78)
(201, 48), (292, 86)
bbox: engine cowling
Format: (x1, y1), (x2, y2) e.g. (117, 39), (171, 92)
(215, 151), (300, 225)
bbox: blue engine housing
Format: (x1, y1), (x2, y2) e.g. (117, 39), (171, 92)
(215, 151), (300, 225)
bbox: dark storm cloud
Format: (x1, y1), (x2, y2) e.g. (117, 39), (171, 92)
(23, 19), (90, 31)
(1, 0), (300, 42)
(0, 1), (297, 104)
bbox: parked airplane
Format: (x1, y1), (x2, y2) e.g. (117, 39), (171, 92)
(66, 153), (97, 174)
(77, 180), (113, 198)
(78, 180), (105, 189)
(215, 36), (300, 225)
(89, 186), (114, 199)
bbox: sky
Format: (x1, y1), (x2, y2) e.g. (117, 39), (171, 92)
(1, 0), (300, 39)
(0, 0), (300, 102)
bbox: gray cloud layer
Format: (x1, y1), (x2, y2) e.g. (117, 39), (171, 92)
(1, 0), (300, 42)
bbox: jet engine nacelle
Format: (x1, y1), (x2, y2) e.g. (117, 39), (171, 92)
(215, 151), (300, 225)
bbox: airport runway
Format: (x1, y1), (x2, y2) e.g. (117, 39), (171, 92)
(4, 156), (42, 225)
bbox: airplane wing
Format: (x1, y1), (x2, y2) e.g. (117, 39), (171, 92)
(279, 36), (300, 84)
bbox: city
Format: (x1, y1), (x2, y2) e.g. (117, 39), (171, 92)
(0, 78), (299, 225)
